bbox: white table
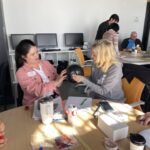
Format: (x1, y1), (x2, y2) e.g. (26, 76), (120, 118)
(120, 51), (150, 65)
(0, 101), (150, 150)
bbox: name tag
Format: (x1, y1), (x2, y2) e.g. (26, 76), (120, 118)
(27, 71), (36, 77)
(97, 74), (106, 85)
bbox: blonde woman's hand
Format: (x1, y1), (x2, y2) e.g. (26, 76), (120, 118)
(56, 69), (67, 87)
(72, 74), (84, 83)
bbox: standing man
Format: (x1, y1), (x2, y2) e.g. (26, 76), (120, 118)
(95, 14), (119, 40)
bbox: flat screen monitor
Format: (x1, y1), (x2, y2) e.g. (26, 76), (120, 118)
(35, 33), (58, 48)
(64, 33), (84, 48)
(10, 34), (35, 50)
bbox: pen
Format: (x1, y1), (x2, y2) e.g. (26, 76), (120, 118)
(39, 144), (43, 150)
(53, 118), (65, 122)
(80, 98), (87, 106)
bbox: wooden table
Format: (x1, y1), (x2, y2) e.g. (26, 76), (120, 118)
(0, 101), (150, 150)
(120, 51), (150, 65)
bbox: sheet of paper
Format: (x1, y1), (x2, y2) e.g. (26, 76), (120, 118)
(139, 129), (150, 148)
(53, 96), (63, 113)
(65, 96), (92, 110)
(32, 100), (41, 120)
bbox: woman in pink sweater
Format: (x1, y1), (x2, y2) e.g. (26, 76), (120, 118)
(103, 23), (120, 54)
(15, 40), (66, 107)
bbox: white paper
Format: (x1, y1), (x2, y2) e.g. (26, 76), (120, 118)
(32, 100), (41, 120)
(53, 96), (63, 113)
(139, 129), (150, 148)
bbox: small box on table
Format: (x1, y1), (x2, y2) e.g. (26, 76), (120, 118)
(98, 113), (128, 141)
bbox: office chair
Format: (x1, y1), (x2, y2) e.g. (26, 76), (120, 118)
(75, 48), (93, 77)
(122, 77), (145, 110)
(0, 62), (13, 110)
(17, 84), (23, 106)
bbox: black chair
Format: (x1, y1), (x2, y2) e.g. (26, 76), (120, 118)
(123, 63), (150, 112)
(0, 62), (13, 110)
(17, 84), (23, 106)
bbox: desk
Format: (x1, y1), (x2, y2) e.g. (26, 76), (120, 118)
(0, 102), (150, 150)
(120, 51), (150, 65)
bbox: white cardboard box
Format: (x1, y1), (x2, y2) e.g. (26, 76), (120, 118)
(98, 113), (128, 141)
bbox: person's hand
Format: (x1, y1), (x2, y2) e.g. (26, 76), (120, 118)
(0, 121), (5, 133)
(59, 69), (67, 78)
(55, 69), (67, 87)
(72, 74), (84, 83)
(137, 112), (150, 125)
(0, 121), (6, 147)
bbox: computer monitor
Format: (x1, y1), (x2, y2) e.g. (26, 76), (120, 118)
(35, 33), (58, 48)
(64, 33), (84, 49)
(10, 34), (35, 50)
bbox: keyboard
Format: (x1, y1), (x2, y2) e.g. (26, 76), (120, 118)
(41, 49), (61, 52)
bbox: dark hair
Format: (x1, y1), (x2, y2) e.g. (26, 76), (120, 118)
(108, 23), (119, 32)
(15, 39), (36, 69)
(109, 14), (119, 22)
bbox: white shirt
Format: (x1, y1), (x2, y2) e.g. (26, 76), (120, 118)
(34, 65), (49, 83)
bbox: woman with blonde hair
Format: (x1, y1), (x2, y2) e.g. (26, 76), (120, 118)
(73, 39), (124, 101)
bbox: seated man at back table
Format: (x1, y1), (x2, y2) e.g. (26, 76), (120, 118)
(121, 31), (143, 51)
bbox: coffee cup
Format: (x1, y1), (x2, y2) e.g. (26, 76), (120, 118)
(131, 49), (137, 55)
(134, 49), (138, 54)
(130, 133), (146, 150)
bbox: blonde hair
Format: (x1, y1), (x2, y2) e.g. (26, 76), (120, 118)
(92, 39), (118, 73)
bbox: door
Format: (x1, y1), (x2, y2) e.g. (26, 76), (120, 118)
(142, 2), (150, 50)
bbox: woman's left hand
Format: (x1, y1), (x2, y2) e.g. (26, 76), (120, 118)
(137, 112), (150, 125)
(55, 69), (67, 87)
(59, 69), (67, 77)
(72, 74), (84, 83)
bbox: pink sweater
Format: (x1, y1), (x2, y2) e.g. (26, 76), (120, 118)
(103, 29), (119, 53)
(16, 60), (58, 107)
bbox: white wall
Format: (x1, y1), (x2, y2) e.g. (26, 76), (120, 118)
(2, 0), (147, 48)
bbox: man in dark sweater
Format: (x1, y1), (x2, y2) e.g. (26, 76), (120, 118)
(121, 31), (143, 50)
(95, 14), (119, 40)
